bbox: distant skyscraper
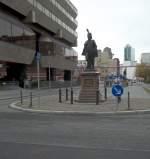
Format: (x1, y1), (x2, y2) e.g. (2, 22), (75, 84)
(123, 44), (136, 80)
(124, 44), (135, 62)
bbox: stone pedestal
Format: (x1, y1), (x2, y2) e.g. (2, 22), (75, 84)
(79, 71), (100, 103)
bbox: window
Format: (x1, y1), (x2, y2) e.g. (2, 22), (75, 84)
(0, 18), (11, 37)
(12, 25), (23, 36)
(37, 2), (44, 13)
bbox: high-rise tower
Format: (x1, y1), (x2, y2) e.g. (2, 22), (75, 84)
(122, 44), (136, 80)
(124, 44), (135, 62)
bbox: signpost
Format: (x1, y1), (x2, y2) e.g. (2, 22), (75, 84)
(35, 51), (41, 105)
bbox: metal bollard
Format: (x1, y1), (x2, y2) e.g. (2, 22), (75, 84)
(104, 87), (107, 100)
(71, 87), (73, 104)
(118, 96), (121, 104)
(128, 91), (130, 110)
(66, 88), (68, 101)
(59, 88), (62, 103)
(96, 89), (99, 105)
(20, 88), (23, 104)
(29, 91), (32, 107)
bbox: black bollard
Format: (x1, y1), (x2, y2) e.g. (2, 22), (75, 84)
(29, 91), (32, 107)
(59, 88), (62, 103)
(96, 89), (99, 105)
(128, 91), (130, 110)
(71, 87), (73, 104)
(66, 88), (68, 101)
(117, 96), (121, 104)
(20, 88), (23, 104)
(104, 87), (107, 100)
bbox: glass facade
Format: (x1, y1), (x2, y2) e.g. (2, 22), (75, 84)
(124, 44), (135, 62)
(0, 14), (35, 50)
(124, 46), (132, 61)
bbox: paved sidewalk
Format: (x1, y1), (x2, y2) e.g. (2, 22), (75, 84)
(13, 96), (150, 112)
(10, 85), (150, 114)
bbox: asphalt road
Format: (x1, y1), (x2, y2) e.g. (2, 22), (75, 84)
(0, 112), (150, 159)
(0, 85), (150, 159)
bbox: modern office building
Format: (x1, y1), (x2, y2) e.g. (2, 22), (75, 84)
(0, 0), (78, 82)
(141, 53), (150, 64)
(124, 44), (135, 62)
(122, 44), (136, 80)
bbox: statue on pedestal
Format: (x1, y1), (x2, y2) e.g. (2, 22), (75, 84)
(82, 29), (98, 70)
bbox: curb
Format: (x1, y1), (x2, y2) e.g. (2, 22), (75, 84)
(9, 101), (150, 117)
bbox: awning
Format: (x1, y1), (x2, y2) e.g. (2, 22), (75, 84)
(0, 41), (35, 64)
(41, 55), (77, 70)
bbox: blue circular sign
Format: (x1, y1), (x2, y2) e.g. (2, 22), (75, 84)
(112, 84), (124, 97)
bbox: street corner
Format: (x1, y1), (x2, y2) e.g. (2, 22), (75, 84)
(8, 100), (150, 117)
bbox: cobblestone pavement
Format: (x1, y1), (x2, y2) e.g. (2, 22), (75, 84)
(15, 84), (150, 113)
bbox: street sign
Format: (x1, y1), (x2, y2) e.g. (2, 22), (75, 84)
(35, 52), (41, 61)
(112, 84), (123, 96)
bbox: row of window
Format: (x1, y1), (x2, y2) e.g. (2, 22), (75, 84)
(64, 0), (78, 14)
(0, 18), (34, 37)
(0, 15), (77, 57)
(27, 0), (77, 37)
(0, 17), (35, 50)
(29, 0), (77, 25)
(65, 47), (77, 57)
(49, 0), (77, 25)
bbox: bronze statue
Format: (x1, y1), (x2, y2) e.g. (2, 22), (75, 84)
(82, 29), (98, 70)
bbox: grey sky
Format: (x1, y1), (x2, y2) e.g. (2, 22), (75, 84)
(71, 0), (150, 63)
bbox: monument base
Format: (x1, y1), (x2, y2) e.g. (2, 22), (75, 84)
(78, 71), (100, 103)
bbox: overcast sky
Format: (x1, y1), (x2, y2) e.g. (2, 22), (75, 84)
(71, 0), (150, 63)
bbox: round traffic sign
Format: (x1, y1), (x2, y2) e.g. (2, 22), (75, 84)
(112, 84), (123, 97)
